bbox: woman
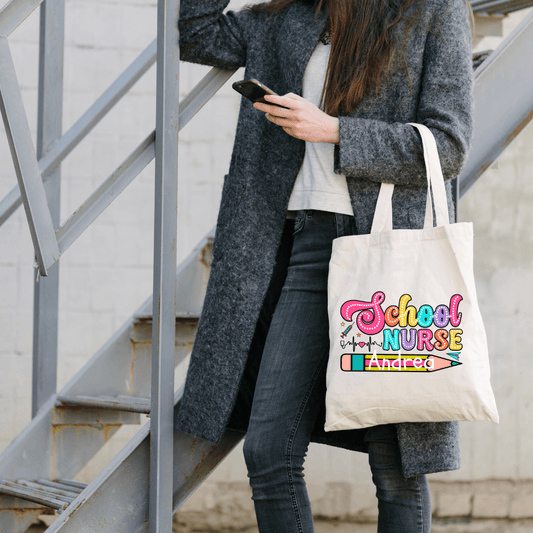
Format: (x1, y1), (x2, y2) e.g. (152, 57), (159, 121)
(174, 0), (474, 530)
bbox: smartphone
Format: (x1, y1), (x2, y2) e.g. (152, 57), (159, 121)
(232, 78), (287, 108)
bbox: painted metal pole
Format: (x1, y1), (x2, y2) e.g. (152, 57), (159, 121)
(150, 0), (180, 530)
(31, 0), (65, 417)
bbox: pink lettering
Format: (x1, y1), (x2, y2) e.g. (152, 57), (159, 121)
(417, 329), (434, 351)
(449, 294), (463, 327)
(340, 292), (386, 335)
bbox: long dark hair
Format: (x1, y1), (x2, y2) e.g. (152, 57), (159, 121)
(247, 0), (419, 116)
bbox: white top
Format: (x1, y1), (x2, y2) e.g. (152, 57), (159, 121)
(287, 42), (353, 216)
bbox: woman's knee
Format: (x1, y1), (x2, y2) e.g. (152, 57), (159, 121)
(243, 426), (307, 481)
(366, 425), (423, 494)
(373, 466), (427, 499)
(243, 429), (286, 475)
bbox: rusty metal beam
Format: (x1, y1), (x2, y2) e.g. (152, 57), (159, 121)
(0, 481), (70, 510)
(0, 232), (215, 529)
(0, 495), (47, 533)
(56, 395), (151, 414)
(42, 387), (243, 533)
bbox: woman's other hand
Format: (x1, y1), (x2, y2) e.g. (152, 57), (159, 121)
(253, 93), (340, 144)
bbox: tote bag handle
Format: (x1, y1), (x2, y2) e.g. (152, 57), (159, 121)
(370, 123), (450, 234)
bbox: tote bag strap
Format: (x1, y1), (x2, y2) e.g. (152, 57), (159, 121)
(370, 182), (394, 233)
(370, 123), (450, 234)
(410, 123), (449, 229)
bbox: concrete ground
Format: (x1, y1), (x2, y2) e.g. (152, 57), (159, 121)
(242, 519), (533, 533)
(29, 517), (533, 532)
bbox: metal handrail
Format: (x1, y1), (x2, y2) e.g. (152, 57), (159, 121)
(55, 67), (235, 256)
(0, 38), (235, 239)
(0, 38), (157, 227)
(471, 0), (533, 14)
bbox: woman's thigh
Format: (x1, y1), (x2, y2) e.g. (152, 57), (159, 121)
(244, 288), (330, 460)
(244, 213), (338, 462)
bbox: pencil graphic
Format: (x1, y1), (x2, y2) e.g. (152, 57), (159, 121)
(340, 353), (462, 372)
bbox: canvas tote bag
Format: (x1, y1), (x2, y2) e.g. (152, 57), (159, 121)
(325, 123), (499, 432)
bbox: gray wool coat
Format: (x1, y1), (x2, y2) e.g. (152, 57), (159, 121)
(174, 0), (474, 477)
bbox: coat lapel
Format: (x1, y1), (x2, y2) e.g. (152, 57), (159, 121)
(275, 3), (328, 94)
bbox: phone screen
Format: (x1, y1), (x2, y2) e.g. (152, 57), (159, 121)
(232, 79), (287, 108)
(243, 84), (272, 103)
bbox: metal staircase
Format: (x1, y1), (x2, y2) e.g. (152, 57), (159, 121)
(0, 0), (532, 531)
(0, 233), (243, 532)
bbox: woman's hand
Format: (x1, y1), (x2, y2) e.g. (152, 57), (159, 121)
(253, 93), (340, 144)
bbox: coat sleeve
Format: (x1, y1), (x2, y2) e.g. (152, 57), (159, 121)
(179, 0), (260, 69)
(334, 0), (474, 186)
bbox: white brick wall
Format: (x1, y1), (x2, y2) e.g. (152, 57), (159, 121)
(0, 0), (532, 521)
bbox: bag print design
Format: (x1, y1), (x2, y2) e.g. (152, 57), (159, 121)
(324, 123), (499, 431)
(338, 291), (464, 373)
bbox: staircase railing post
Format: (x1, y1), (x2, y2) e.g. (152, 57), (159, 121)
(31, 0), (65, 418)
(150, 0), (180, 530)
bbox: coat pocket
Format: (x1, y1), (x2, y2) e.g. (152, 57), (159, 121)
(292, 212), (306, 236)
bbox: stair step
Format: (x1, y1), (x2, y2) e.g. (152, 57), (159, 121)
(134, 315), (200, 324)
(0, 479), (74, 511)
(36, 478), (87, 495)
(56, 395), (151, 414)
(17, 480), (80, 499)
(57, 479), (88, 491)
